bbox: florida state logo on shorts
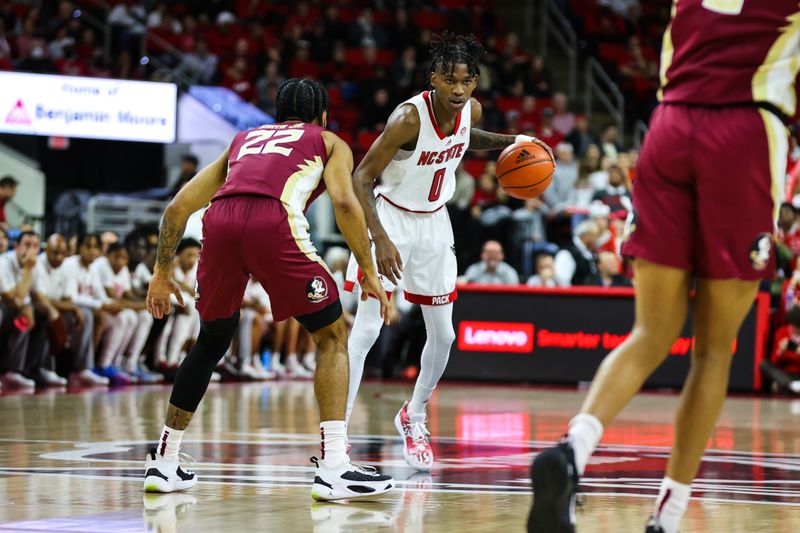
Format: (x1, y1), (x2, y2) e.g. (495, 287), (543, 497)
(306, 276), (329, 303)
(749, 233), (773, 271)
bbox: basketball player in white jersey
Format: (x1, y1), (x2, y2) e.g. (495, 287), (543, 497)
(345, 32), (554, 470)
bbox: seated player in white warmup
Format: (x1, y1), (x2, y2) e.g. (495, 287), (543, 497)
(344, 32), (553, 471)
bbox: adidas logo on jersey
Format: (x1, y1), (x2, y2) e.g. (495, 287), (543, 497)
(515, 149), (537, 165)
(417, 143), (466, 166)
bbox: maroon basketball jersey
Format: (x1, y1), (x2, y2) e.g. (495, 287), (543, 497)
(659, 0), (800, 118)
(214, 122), (329, 213)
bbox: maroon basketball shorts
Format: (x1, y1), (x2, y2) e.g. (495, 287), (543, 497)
(195, 196), (340, 328)
(621, 104), (788, 280)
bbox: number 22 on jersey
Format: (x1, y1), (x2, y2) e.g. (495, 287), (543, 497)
(237, 129), (305, 160)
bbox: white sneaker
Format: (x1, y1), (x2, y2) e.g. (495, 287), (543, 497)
(143, 448), (197, 493)
(71, 369), (110, 387)
(287, 354), (313, 379)
(2, 372), (35, 389)
(310, 456), (394, 501)
(272, 355), (288, 378)
(302, 352), (317, 372)
(789, 380), (800, 394)
(210, 372), (221, 382)
(252, 357), (276, 380)
(394, 402), (434, 472)
(38, 369), (68, 386)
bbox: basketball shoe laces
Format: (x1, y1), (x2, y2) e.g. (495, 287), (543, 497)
(410, 420), (431, 451)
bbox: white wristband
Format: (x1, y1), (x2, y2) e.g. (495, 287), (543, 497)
(515, 134), (537, 144)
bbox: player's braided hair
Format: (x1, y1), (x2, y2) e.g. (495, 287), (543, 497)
(275, 78), (329, 124)
(429, 31), (485, 78)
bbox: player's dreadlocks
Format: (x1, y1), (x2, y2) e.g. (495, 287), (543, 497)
(275, 78), (329, 124)
(429, 31), (485, 78)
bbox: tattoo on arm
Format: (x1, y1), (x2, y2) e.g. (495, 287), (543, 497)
(469, 129), (518, 151)
(155, 218), (186, 275)
(165, 403), (195, 430)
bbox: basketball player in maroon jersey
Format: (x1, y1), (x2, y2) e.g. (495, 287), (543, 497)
(529, 2), (799, 532)
(143, 79), (395, 501)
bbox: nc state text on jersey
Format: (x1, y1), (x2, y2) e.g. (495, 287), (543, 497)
(417, 144), (466, 166)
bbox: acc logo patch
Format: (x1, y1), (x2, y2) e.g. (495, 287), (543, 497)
(749, 233), (773, 271)
(622, 209), (639, 242)
(306, 276), (329, 303)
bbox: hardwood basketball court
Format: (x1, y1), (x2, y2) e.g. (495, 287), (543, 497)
(0, 382), (798, 532)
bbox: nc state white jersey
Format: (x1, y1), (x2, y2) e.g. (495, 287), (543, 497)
(375, 91), (471, 212)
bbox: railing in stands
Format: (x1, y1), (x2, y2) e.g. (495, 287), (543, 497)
(87, 196), (167, 235)
(536, 0), (577, 101)
(632, 119), (648, 150)
(584, 57), (625, 138)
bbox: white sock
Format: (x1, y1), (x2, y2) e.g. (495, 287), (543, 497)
(345, 297), (384, 424)
(157, 425), (185, 462)
(286, 353), (300, 368)
(320, 420), (347, 468)
(566, 413), (604, 475)
(653, 477), (690, 533)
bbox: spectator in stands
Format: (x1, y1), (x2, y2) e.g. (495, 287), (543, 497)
(350, 8), (388, 48)
(536, 108), (565, 150)
(176, 39), (218, 85)
(32, 234), (106, 386)
(527, 253), (558, 288)
(761, 307), (800, 395)
(171, 154), (199, 196)
(586, 250), (631, 288)
(566, 114), (598, 158)
(551, 92), (576, 136)
(554, 220), (600, 287)
(0, 227), (8, 254)
(322, 5), (349, 45)
(778, 202), (800, 255)
(513, 196), (555, 278)
(237, 276), (274, 380)
(0, 176), (18, 230)
(16, 42), (56, 73)
(0, 230), (40, 389)
(599, 123), (622, 162)
(390, 46), (418, 97)
(523, 54), (553, 97)
(0, 20), (10, 69)
(222, 56), (257, 103)
(107, 0), (146, 55)
(593, 165), (631, 212)
(462, 240), (520, 285)
(543, 143), (579, 214)
(599, 0), (642, 20)
(360, 88), (392, 131)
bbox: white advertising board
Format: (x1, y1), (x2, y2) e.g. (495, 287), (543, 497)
(0, 71), (177, 143)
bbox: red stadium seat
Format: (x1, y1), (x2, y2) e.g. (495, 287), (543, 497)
(463, 159), (488, 178)
(376, 49), (396, 67)
(414, 10), (447, 30)
(496, 96), (522, 114)
(598, 43), (630, 66)
(356, 131), (381, 152)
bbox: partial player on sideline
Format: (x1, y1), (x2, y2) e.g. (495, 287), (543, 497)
(529, 2), (799, 532)
(144, 78), (395, 501)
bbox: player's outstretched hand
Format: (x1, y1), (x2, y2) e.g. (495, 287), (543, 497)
(374, 236), (403, 285)
(147, 274), (185, 319)
(359, 273), (391, 325)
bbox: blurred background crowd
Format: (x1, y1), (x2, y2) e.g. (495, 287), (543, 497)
(2, 0), (800, 393)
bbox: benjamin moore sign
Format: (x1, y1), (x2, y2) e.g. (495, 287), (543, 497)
(0, 71), (177, 143)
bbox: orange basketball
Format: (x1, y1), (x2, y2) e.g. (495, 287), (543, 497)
(496, 141), (555, 200)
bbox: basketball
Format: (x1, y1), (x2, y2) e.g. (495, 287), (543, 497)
(496, 141), (555, 200)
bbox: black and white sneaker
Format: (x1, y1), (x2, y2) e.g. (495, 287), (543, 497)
(143, 448), (198, 493)
(528, 442), (579, 533)
(644, 515), (667, 532)
(310, 456), (394, 501)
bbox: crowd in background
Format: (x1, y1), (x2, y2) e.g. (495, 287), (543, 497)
(3, 0), (800, 393)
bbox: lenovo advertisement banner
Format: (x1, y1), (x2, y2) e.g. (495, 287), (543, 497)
(0, 71), (177, 143)
(446, 286), (770, 391)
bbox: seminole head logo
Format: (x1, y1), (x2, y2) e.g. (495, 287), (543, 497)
(306, 276), (329, 303)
